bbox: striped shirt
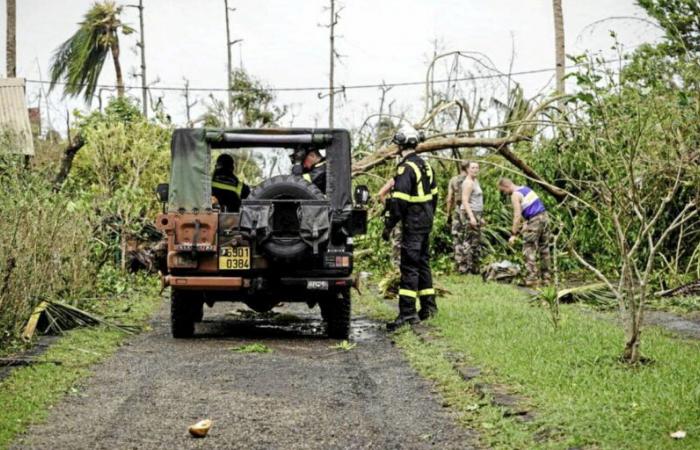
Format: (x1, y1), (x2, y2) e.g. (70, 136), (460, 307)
(517, 186), (546, 220)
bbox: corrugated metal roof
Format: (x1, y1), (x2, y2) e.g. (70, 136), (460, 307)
(0, 78), (34, 155)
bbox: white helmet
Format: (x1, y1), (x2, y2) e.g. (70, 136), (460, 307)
(392, 125), (424, 148)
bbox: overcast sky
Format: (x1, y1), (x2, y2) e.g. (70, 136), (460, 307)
(0, 0), (662, 132)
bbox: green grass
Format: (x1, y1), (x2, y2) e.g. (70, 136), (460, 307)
(230, 343), (272, 353)
(329, 340), (357, 351)
(357, 275), (700, 449)
(0, 278), (161, 450)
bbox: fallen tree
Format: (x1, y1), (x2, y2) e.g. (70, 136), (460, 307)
(351, 96), (568, 201)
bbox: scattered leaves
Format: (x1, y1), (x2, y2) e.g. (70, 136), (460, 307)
(230, 343), (272, 354)
(329, 340), (356, 351)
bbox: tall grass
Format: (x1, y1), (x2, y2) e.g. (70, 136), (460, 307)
(0, 154), (98, 344)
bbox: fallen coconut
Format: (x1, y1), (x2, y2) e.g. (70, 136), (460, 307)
(188, 419), (212, 438)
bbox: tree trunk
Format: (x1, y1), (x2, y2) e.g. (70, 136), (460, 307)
(6, 0), (16, 77)
(111, 39), (124, 97)
(352, 136), (567, 201)
(552, 0), (565, 96)
(53, 135), (85, 192)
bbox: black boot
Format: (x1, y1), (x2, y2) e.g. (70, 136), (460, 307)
(386, 314), (420, 332)
(387, 296), (419, 332)
(418, 295), (438, 321)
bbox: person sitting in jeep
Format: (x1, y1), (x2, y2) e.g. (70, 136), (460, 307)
(292, 148), (327, 193)
(211, 153), (250, 212)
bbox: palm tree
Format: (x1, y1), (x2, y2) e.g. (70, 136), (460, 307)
(49, 1), (133, 102)
(552, 0), (565, 96)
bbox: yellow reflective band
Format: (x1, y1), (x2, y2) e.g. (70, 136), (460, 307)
(302, 173), (312, 182)
(390, 191), (433, 203)
(418, 288), (435, 296)
(212, 181), (243, 196)
(398, 289), (417, 298)
(431, 187), (439, 195)
(393, 159), (435, 203)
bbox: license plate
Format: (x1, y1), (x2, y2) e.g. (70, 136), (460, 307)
(219, 246), (250, 270)
(307, 280), (329, 290)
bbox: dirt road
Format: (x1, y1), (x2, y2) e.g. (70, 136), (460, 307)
(12, 300), (475, 449)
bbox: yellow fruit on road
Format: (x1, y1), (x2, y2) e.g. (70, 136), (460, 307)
(188, 419), (212, 438)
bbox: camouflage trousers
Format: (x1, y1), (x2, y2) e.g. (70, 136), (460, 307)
(390, 226), (402, 269)
(522, 212), (552, 284)
(451, 210), (482, 274)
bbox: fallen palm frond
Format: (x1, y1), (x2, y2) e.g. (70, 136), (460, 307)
(0, 357), (62, 367)
(656, 280), (700, 298)
(556, 283), (616, 306)
(22, 300), (139, 341)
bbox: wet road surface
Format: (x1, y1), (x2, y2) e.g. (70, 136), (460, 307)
(12, 300), (476, 449)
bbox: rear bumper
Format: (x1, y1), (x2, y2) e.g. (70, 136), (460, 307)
(164, 275), (244, 290)
(163, 275), (353, 292)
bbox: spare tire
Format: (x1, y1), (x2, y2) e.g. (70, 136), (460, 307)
(245, 175), (326, 261)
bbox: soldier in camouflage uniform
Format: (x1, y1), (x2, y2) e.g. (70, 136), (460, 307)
(498, 178), (551, 286)
(459, 162), (484, 274)
(448, 162), (484, 274)
(446, 164), (468, 272)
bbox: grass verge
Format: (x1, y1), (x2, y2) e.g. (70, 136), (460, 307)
(0, 276), (161, 449)
(357, 275), (700, 449)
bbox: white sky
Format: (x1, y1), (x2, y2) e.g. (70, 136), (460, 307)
(0, 0), (662, 132)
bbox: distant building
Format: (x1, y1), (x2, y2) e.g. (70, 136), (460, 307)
(0, 78), (35, 155)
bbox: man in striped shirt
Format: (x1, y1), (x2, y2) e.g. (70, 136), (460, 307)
(498, 178), (551, 287)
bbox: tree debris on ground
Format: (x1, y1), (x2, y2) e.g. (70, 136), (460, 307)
(22, 301), (139, 341)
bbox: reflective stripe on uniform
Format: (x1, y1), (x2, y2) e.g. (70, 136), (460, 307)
(391, 160), (436, 203)
(391, 191), (433, 203)
(302, 173), (312, 182)
(418, 288), (435, 296)
(398, 288), (417, 298)
(212, 180), (243, 196)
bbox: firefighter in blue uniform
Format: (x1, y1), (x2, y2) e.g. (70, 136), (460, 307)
(382, 126), (438, 331)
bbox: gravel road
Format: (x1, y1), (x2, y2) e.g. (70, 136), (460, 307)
(12, 299), (476, 450)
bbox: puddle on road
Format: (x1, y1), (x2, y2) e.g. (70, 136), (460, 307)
(201, 307), (383, 342)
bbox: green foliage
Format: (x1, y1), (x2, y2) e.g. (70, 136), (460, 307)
(638, 0), (700, 54)
(69, 97), (171, 261)
(0, 152), (97, 343)
(201, 68), (286, 128)
(49, 1), (133, 101)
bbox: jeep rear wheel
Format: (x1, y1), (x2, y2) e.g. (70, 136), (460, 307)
(171, 290), (198, 338)
(321, 289), (351, 339)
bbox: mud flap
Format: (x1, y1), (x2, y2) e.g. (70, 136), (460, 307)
(298, 204), (330, 254)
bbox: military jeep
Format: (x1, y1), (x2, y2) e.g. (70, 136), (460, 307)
(155, 128), (368, 339)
